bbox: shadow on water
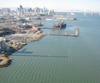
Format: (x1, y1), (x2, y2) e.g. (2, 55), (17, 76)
(13, 48), (68, 58)
(15, 48), (33, 54)
(12, 54), (68, 58)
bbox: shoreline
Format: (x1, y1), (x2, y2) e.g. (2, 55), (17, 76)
(0, 33), (46, 68)
(0, 27), (78, 68)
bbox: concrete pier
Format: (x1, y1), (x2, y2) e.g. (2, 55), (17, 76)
(56, 17), (77, 20)
(74, 27), (79, 36)
(47, 33), (74, 36)
(39, 27), (54, 29)
(46, 27), (79, 37)
(39, 27), (64, 30)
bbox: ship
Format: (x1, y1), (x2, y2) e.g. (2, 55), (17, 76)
(52, 21), (66, 29)
(34, 22), (43, 27)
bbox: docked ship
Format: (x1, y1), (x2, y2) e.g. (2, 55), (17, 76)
(34, 22), (43, 27)
(52, 21), (66, 29)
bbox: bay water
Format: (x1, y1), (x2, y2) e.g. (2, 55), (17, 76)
(0, 13), (100, 83)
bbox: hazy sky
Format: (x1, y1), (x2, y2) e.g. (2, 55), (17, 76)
(0, 0), (100, 11)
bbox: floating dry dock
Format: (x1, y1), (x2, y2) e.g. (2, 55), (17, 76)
(46, 27), (79, 37)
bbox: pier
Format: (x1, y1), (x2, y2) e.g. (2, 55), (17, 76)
(39, 27), (66, 30)
(74, 27), (79, 36)
(56, 17), (77, 20)
(46, 27), (79, 37)
(39, 27), (53, 29)
(47, 33), (74, 36)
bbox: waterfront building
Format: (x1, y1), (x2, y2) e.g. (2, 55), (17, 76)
(0, 37), (6, 53)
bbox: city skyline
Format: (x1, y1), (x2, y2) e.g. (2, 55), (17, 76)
(0, 0), (100, 12)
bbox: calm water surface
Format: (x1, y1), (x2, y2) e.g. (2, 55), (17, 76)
(0, 13), (100, 83)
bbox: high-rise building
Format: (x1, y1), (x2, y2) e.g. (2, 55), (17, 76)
(20, 5), (23, 9)
(43, 7), (45, 13)
(0, 37), (6, 53)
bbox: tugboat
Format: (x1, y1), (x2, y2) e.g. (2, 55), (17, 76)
(52, 21), (66, 29)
